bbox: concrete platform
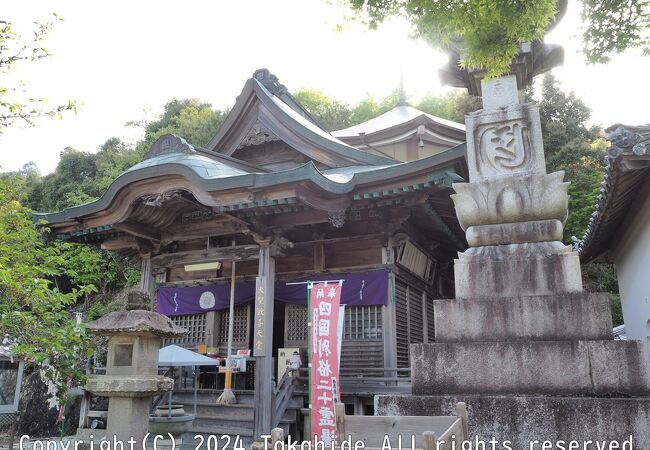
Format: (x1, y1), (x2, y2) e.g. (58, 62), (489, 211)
(434, 292), (613, 342)
(376, 394), (650, 450)
(411, 340), (650, 396)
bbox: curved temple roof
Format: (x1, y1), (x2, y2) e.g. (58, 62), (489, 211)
(36, 135), (467, 224)
(333, 104), (465, 139)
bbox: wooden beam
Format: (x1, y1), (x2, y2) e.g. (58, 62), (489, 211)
(161, 220), (245, 244)
(151, 244), (264, 268)
(101, 236), (137, 251)
(113, 221), (161, 243)
(259, 209), (329, 228)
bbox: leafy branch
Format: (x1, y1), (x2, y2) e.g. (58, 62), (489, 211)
(347, 0), (650, 78)
(0, 14), (78, 133)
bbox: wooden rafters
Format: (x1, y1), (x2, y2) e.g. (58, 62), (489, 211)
(113, 221), (161, 243)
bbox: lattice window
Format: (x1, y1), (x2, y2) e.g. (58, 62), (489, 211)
(408, 285), (424, 344)
(395, 280), (409, 368)
(394, 277), (427, 366)
(344, 305), (382, 340)
(164, 314), (206, 346)
(218, 304), (250, 347)
(285, 304), (308, 346)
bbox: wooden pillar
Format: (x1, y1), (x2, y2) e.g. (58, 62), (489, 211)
(382, 245), (398, 376)
(205, 311), (217, 347)
(139, 253), (155, 310)
(253, 241), (275, 440)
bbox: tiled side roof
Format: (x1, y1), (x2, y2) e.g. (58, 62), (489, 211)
(577, 124), (650, 263)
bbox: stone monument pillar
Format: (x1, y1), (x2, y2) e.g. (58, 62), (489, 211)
(84, 291), (185, 445)
(376, 74), (650, 447)
(452, 75), (581, 299)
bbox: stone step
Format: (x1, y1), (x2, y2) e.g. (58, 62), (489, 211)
(192, 402), (254, 417)
(193, 415), (253, 430)
(434, 292), (613, 342)
(411, 340), (650, 396)
(192, 411), (296, 428)
(376, 394), (650, 450)
(173, 390), (256, 404)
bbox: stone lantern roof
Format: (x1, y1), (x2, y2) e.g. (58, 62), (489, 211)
(87, 310), (186, 338)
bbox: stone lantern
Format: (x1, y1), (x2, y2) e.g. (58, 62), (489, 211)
(85, 292), (185, 445)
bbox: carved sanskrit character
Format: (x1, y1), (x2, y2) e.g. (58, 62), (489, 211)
(478, 121), (531, 173)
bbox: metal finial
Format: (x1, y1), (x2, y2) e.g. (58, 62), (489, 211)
(398, 71), (407, 105)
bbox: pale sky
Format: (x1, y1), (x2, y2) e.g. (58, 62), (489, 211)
(1, 0), (649, 174)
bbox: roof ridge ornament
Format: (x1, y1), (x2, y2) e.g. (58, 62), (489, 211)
(606, 124), (650, 156)
(145, 134), (196, 160)
(253, 68), (288, 96)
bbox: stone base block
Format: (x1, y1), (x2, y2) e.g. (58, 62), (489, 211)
(411, 340), (649, 396)
(375, 395), (650, 450)
(434, 292), (613, 342)
(465, 219), (564, 247)
(455, 243), (582, 298)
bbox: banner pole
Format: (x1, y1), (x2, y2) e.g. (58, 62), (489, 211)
(306, 280), (312, 441)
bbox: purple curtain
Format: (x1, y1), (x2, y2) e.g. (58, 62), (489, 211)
(157, 268), (389, 316)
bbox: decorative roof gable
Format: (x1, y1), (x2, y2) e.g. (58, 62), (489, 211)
(207, 69), (397, 169)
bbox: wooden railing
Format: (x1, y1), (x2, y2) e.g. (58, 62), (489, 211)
(272, 402), (469, 450)
(271, 368), (298, 429)
(78, 366), (107, 429)
(79, 366), (175, 429)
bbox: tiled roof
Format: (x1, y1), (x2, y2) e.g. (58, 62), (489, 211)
(577, 124), (650, 263)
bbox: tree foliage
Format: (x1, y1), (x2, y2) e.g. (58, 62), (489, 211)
(581, 0), (650, 63)
(292, 87), (475, 131)
(0, 14), (77, 133)
(347, 0), (650, 77)
(0, 178), (93, 407)
(293, 88), (354, 131)
(130, 98), (228, 151)
(527, 74), (606, 243)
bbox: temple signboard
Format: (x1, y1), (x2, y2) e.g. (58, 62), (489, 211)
(253, 276), (266, 357)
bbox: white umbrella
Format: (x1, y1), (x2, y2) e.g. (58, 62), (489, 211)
(158, 345), (218, 416)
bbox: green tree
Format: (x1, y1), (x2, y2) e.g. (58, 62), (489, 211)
(0, 178), (93, 407)
(292, 88), (353, 131)
(132, 98), (228, 152)
(26, 148), (98, 212)
(0, 14), (77, 132)
(536, 74), (599, 156)
(527, 74), (606, 242)
(349, 94), (386, 125)
(347, 0), (650, 77)
(415, 91), (481, 123)
(547, 140), (606, 241)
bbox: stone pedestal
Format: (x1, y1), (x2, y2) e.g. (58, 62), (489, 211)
(377, 76), (650, 448)
(376, 396), (650, 448)
(106, 397), (151, 445)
